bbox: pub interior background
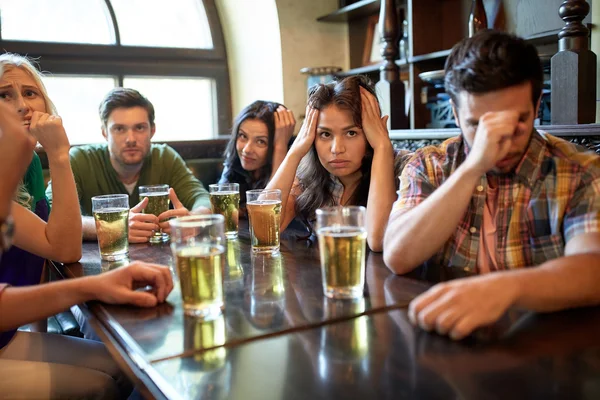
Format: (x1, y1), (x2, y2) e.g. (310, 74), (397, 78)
(1, 0), (600, 185)
(2, 1), (600, 398)
(0, 0), (599, 265)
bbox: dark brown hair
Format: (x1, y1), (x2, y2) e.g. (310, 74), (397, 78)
(222, 100), (284, 204)
(295, 75), (377, 227)
(444, 30), (543, 107)
(99, 87), (156, 128)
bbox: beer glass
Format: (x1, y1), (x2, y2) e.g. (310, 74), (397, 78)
(246, 189), (282, 253)
(316, 206), (367, 299)
(92, 194), (129, 261)
(209, 183), (240, 239)
(170, 215), (225, 319)
(139, 184), (170, 243)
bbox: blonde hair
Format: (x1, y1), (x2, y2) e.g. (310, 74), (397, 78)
(0, 53), (55, 208)
(0, 53), (57, 115)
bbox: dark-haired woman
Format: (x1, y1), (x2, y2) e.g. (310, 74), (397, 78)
(266, 76), (408, 251)
(219, 100), (296, 206)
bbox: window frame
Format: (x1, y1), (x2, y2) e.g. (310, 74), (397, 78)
(0, 0), (231, 139)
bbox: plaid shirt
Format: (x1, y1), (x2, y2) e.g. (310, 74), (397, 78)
(393, 130), (600, 272)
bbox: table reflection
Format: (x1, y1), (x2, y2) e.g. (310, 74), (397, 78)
(183, 314), (227, 370)
(100, 257), (130, 272)
(245, 252), (286, 330)
(318, 298), (370, 382)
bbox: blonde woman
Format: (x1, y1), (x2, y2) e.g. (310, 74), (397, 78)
(0, 54), (82, 293)
(0, 62), (174, 399)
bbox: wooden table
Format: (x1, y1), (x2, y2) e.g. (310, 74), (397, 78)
(51, 226), (600, 400)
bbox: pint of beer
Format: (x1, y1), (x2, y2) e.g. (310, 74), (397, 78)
(92, 194), (129, 261)
(170, 215), (225, 319)
(139, 184), (170, 243)
(316, 206), (367, 299)
(246, 189), (281, 253)
(209, 183), (240, 239)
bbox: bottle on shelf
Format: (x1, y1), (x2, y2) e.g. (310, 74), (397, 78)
(468, 0), (488, 37)
(398, 8), (409, 61)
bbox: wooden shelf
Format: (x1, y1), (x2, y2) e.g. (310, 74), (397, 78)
(317, 0), (379, 23)
(409, 49), (452, 63)
(337, 62), (382, 77)
(525, 28), (561, 46)
(338, 60), (411, 77)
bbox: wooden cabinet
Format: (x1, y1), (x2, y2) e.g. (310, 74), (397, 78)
(316, 0), (595, 130)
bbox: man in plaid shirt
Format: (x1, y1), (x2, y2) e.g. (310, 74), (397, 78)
(384, 31), (600, 340)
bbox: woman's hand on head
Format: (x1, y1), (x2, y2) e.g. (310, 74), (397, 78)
(274, 106), (296, 148)
(360, 87), (392, 151)
(29, 112), (71, 157)
(289, 106), (319, 159)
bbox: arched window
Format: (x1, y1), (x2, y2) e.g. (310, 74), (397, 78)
(0, 0), (230, 144)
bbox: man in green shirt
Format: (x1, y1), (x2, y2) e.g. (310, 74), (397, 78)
(46, 88), (211, 243)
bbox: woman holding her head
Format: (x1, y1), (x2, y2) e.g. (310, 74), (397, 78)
(0, 62), (174, 398)
(0, 53), (82, 285)
(219, 100), (296, 207)
(266, 75), (408, 251)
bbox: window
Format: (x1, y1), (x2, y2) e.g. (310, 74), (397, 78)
(123, 76), (216, 141)
(43, 75), (117, 145)
(0, 0), (230, 144)
(0, 0), (115, 45)
(110, 0), (213, 49)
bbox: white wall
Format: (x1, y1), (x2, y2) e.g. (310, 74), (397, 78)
(275, 0), (349, 124)
(216, 0), (349, 129)
(216, 0), (285, 119)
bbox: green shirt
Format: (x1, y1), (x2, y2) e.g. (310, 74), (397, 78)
(46, 144), (210, 216)
(24, 152), (49, 212)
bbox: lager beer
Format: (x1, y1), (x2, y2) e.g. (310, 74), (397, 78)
(316, 206), (367, 299)
(144, 192), (169, 217)
(94, 208), (129, 261)
(247, 200), (281, 253)
(170, 215), (226, 319)
(92, 194), (130, 261)
(210, 191), (240, 238)
(139, 184), (170, 243)
(175, 244), (224, 317)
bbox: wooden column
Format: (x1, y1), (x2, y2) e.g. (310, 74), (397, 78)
(551, 0), (597, 125)
(376, 0), (409, 129)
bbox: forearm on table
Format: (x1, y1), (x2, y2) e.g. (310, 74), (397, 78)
(384, 163), (481, 273)
(0, 278), (95, 331)
(366, 144), (396, 252)
(45, 155), (82, 253)
(82, 216), (98, 241)
(506, 253), (600, 312)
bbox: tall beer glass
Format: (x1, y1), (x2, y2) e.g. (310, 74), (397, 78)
(209, 183), (240, 239)
(139, 184), (170, 243)
(170, 215), (225, 319)
(92, 194), (129, 261)
(246, 189), (281, 253)
(316, 206), (367, 299)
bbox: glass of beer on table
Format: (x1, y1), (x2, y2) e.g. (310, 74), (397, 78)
(92, 194), (129, 261)
(316, 206), (367, 299)
(209, 183), (240, 239)
(139, 184), (170, 243)
(170, 215), (226, 319)
(246, 189), (282, 253)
